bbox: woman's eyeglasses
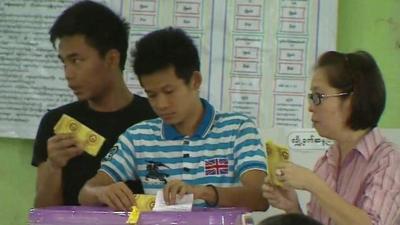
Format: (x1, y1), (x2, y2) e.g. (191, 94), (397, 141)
(308, 92), (351, 105)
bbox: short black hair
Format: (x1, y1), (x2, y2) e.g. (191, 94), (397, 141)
(258, 213), (323, 225)
(131, 27), (200, 84)
(49, 0), (129, 70)
(315, 50), (386, 130)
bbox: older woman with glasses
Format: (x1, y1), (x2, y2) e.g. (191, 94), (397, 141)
(262, 51), (400, 225)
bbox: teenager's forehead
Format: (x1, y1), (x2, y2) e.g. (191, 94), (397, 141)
(141, 67), (184, 90)
(58, 35), (98, 54)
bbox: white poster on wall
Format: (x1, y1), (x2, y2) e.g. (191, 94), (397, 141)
(0, 0), (337, 139)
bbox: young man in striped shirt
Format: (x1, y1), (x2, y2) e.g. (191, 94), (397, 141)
(79, 27), (270, 211)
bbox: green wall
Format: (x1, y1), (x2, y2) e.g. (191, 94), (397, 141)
(0, 138), (35, 225)
(337, 0), (400, 128)
(0, 1), (399, 224)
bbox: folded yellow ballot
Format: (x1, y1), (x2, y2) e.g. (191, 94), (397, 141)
(134, 194), (156, 212)
(127, 206), (140, 224)
(266, 141), (290, 187)
(126, 194), (156, 224)
(53, 114), (105, 156)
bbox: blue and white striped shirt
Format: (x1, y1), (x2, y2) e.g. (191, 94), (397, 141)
(100, 99), (267, 204)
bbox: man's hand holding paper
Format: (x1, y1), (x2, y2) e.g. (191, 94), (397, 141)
(153, 190), (193, 212)
(53, 114), (105, 157)
(46, 133), (83, 169)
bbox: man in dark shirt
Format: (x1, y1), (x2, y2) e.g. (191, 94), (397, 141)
(31, 0), (156, 207)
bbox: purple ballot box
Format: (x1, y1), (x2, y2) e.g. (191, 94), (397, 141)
(138, 208), (247, 225)
(29, 206), (127, 225)
(29, 206), (248, 225)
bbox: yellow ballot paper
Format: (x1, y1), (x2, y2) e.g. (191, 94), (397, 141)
(126, 195), (155, 224)
(53, 114), (105, 156)
(266, 141), (290, 187)
(134, 194), (156, 212)
(127, 206), (140, 224)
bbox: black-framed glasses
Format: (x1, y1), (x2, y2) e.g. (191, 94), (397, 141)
(308, 92), (351, 105)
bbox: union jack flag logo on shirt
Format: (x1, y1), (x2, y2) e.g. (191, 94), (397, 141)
(204, 158), (229, 175)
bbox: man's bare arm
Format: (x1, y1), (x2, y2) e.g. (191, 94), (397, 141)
(34, 162), (63, 207)
(34, 134), (82, 207)
(79, 172), (136, 211)
(164, 170), (269, 211)
(208, 170), (269, 211)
